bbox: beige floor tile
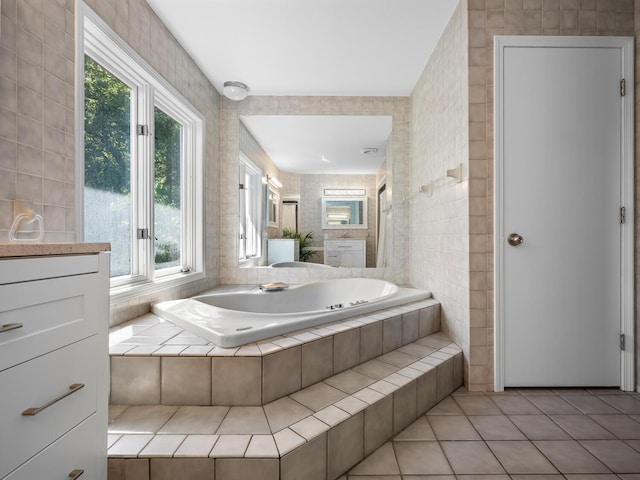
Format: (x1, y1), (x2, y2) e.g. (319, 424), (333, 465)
(398, 343), (436, 358)
(394, 416), (436, 441)
(108, 406), (178, 434)
(349, 443), (400, 476)
(290, 382), (348, 412)
(216, 407), (270, 434)
(325, 369), (376, 394)
(440, 441), (506, 475)
(618, 475), (640, 479)
(209, 434), (251, 457)
(158, 406), (229, 434)
(353, 359), (399, 380)
(534, 440), (610, 474)
(580, 440), (640, 473)
(509, 476), (564, 479)
(457, 476), (510, 480)
(590, 415), (640, 439)
(598, 396), (640, 414)
(263, 396), (313, 432)
(428, 415), (481, 440)
(245, 435), (279, 458)
(347, 476), (402, 480)
(469, 415), (526, 440)
(290, 415), (331, 441)
(552, 388), (591, 396)
(139, 434), (186, 457)
(625, 439), (640, 453)
(108, 434), (154, 457)
(427, 396), (464, 415)
(487, 440), (559, 474)
(517, 388), (556, 395)
(109, 405), (129, 422)
(272, 428), (305, 456)
(314, 405), (351, 427)
(488, 394), (542, 414)
(393, 441), (452, 475)
(563, 475), (620, 479)
(549, 414), (615, 440)
(454, 395), (503, 415)
(525, 395), (583, 415)
(174, 435), (218, 457)
(378, 350), (418, 368)
(509, 415), (572, 440)
(563, 395), (622, 414)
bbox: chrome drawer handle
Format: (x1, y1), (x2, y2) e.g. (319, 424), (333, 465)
(0, 323), (23, 333)
(69, 469), (84, 479)
(22, 383), (85, 416)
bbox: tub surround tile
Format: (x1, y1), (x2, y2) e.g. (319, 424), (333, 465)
(212, 356), (262, 406)
(158, 406), (229, 434)
(215, 458), (279, 480)
(161, 357), (211, 405)
(263, 396), (313, 433)
(325, 369), (376, 394)
(109, 406), (178, 435)
(382, 316), (403, 353)
(328, 412), (364, 480)
(174, 435), (219, 457)
(290, 415), (331, 441)
(139, 435), (186, 457)
(209, 435), (251, 458)
(301, 337), (334, 388)
(273, 428), (306, 456)
(280, 434), (327, 480)
(334, 395), (368, 416)
(262, 346), (302, 403)
(290, 382), (348, 412)
(150, 458), (214, 480)
(314, 405), (351, 427)
(353, 359), (399, 380)
(333, 329), (361, 373)
(245, 435), (279, 458)
(402, 310), (420, 344)
(111, 356), (161, 405)
(359, 322), (383, 362)
(216, 407), (270, 435)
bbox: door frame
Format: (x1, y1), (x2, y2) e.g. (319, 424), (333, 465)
(494, 36), (635, 392)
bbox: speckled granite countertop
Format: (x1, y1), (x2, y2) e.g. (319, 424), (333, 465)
(0, 243), (111, 258)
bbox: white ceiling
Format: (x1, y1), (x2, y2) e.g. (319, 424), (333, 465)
(145, 0), (458, 173)
(241, 115), (392, 174)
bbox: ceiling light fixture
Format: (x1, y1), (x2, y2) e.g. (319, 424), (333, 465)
(223, 81), (249, 101)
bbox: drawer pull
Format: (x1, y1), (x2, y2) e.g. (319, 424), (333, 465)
(69, 469), (84, 479)
(0, 323), (23, 333)
(22, 383), (85, 416)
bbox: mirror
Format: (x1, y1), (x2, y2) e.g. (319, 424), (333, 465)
(221, 101), (410, 274)
(266, 186), (279, 228)
(322, 196), (368, 229)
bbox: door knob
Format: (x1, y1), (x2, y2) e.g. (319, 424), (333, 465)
(507, 233), (524, 246)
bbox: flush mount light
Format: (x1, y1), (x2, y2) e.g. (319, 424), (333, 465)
(223, 81), (249, 101)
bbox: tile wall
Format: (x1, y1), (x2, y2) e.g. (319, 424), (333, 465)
(0, 0), (76, 242)
(409, 0), (471, 382)
(462, 0), (635, 390)
(219, 96), (411, 285)
(1, 0), (222, 325)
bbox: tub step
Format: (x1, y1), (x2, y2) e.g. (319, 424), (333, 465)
(108, 298), (442, 406)
(107, 332), (463, 480)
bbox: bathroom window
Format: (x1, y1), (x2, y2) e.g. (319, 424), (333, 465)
(82, 8), (204, 298)
(238, 155), (263, 262)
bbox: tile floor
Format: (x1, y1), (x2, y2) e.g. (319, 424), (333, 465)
(343, 387), (640, 479)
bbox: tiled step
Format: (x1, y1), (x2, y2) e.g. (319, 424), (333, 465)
(108, 298), (443, 406)
(107, 331), (463, 480)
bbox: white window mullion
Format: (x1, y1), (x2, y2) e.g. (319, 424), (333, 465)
(138, 84), (155, 281)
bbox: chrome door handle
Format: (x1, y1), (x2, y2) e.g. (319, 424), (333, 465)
(69, 469), (84, 479)
(507, 233), (524, 246)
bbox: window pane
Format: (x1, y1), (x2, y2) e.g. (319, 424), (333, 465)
(84, 55), (132, 278)
(154, 107), (182, 271)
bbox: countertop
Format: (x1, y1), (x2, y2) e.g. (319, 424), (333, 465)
(0, 242), (111, 258)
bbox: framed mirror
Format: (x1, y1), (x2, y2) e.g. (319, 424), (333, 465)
(322, 196), (368, 229)
(266, 185), (279, 228)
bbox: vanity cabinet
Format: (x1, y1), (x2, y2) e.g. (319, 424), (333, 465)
(324, 239), (366, 267)
(0, 251), (109, 480)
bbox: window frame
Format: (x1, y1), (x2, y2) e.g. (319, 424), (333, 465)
(238, 154), (263, 264)
(79, 5), (205, 302)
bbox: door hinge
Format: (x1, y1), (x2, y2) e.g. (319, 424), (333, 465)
(620, 206), (626, 224)
(239, 183), (246, 190)
(137, 228), (150, 239)
(620, 79), (626, 97)
(620, 334), (626, 351)
(137, 124), (149, 136)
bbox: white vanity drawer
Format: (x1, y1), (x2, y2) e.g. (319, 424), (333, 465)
(0, 255), (99, 285)
(4, 414), (101, 480)
(0, 270), (104, 372)
(0, 336), (99, 479)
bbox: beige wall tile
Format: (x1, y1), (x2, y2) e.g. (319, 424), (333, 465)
(263, 346), (302, 403)
(327, 412), (364, 479)
(215, 458), (279, 480)
(363, 395), (393, 456)
(382, 315), (402, 353)
(360, 321), (383, 362)
(161, 357), (211, 405)
(281, 433), (327, 480)
(301, 337), (334, 388)
(334, 329), (360, 373)
(393, 381), (418, 434)
(212, 356), (261, 406)
(402, 310), (420, 344)
(110, 357), (160, 405)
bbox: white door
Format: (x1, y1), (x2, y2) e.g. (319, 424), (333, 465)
(495, 37), (634, 389)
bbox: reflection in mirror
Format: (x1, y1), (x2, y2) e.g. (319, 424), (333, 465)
(239, 115), (393, 268)
(322, 196), (368, 229)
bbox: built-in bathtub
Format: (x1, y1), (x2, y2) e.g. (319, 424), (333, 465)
(152, 278), (431, 347)
(269, 261), (332, 268)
